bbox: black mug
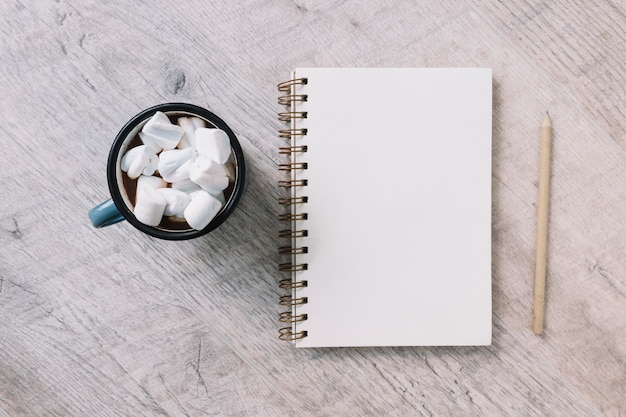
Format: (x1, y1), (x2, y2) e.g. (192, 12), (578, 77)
(88, 103), (246, 240)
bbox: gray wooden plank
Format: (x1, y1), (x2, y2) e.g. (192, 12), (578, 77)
(0, 0), (623, 416)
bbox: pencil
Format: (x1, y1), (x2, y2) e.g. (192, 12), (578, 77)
(533, 112), (552, 334)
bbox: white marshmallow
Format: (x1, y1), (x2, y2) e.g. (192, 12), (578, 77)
(191, 117), (206, 129)
(188, 190), (203, 200)
(223, 158), (236, 182)
(171, 178), (202, 194)
(143, 153), (158, 177)
(207, 190), (226, 206)
(201, 185), (227, 201)
(176, 117), (196, 149)
(120, 145), (145, 173)
(121, 145), (158, 179)
(162, 159), (193, 183)
(142, 111), (184, 150)
(138, 131), (163, 153)
(157, 147), (196, 179)
(189, 155), (229, 191)
(156, 188), (191, 217)
(195, 128), (231, 164)
(134, 186), (166, 226)
(136, 175), (167, 199)
(183, 190), (223, 230)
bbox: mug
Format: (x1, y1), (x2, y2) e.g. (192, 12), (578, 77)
(88, 103), (246, 240)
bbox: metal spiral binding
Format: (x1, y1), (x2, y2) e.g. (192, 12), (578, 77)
(279, 145), (308, 155)
(279, 327), (308, 341)
(278, 76), (310, 342)
(279, 162), (307, 171)
(278, 111), (307, 122)
(278, 229), (307, 238)
(279, 295), (308, 306)
(279, 311), (308, 323)
(279, 246), (308, 255)
(278, 196), (308, 205)
(278, 94), (307, 106)
(278, 212), (308, 221)
(279, 263), (308, 272)
(278, 77), (308, 92)
(278, 128), (307, 138)
(278, 179), (308, 187)
(279, 278), (308, 289)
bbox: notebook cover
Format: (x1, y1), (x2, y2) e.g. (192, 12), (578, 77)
(287, 68), (492, 348)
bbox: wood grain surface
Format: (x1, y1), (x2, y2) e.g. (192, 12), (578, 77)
(0, 0), (624, 416)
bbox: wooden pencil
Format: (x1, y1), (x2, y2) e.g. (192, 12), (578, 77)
(533, 112), (552, 334)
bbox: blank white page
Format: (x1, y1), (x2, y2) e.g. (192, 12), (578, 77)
(287, 68), (492, 348)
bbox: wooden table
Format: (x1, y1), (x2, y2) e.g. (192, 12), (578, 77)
(1, 1), (624, 416)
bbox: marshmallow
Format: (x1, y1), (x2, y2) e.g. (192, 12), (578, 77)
(139, 131), (163, 154)
(208, 190), (226, 206)
(120, 145), (148, 178)
(156, 188), (191, 217)
(143, 153), (158, 177)
(134, 186), (166, 227)
(176, 117), (196, 149)
(124, 115), (237, 229)
(223, 158), (236, 182)
(142, 111), (184, 150)
(201, 187), (227, 201)
(157, 147), (196, 180)
(195, 128), (231, 164)
(121, 145), (158, 179)
(171, 178), (202, 194)
(136, 175), (167, 198)
(189, 155), (229, 191)
(191, 117), (206, 129)
(162, 160), (193, 183)
(183, 190), (223, 230)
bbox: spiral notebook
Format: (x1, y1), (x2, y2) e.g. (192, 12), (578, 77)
(277, 68), (492, 348)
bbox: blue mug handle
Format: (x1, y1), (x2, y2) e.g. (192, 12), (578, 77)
(89, 199), (126, 228)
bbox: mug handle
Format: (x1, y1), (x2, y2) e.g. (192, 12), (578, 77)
(89, 199), (126, 228)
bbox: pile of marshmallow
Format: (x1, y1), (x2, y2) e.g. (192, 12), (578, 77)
(120, 111), (235, 230)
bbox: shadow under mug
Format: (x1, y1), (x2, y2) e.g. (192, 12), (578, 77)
(88, 103), (246, 240)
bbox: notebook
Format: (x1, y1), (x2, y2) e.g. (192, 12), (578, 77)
(277, 68), (492, 348)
